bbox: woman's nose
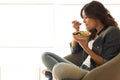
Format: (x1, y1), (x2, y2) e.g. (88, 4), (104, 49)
(83, 18), (85, 23)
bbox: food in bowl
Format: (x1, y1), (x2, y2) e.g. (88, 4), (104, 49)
(73, 31), (90, 36)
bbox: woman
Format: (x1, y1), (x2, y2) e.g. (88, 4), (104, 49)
(42, 1), (120, 80)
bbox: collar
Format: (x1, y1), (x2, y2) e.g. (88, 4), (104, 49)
(97, 26), (108, 35)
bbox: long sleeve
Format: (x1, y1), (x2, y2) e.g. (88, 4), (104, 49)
(70, 42), (83, 54)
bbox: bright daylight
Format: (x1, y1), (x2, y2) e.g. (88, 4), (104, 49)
(0, 0), (120, 80)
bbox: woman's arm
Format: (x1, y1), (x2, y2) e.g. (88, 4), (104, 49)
(84, 47), (104, 65)
(70, 20), (84, 54)
(71, 20), (81, 48)
(70, 39), (78, 48)
(73, 35), (105, 65)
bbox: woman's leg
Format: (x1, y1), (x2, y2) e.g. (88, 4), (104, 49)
(41, 52), (72, 71)
(64, 53), (84, 67)
(52, 62), (88, 80)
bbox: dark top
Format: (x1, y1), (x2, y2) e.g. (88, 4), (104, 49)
(71, 26), (120, 70)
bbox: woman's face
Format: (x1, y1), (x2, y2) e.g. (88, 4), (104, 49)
(82, 11), (97, 31)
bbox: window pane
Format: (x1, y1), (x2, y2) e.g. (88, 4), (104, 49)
(55, 0), (92, 4)
(97, 0), (120, 4)
(1, 0), (120, 4)
(0, 0), (54, 3)
(55, 0), (120, 4)
(0, 5), (54, 47)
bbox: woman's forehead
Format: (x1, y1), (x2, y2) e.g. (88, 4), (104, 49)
(82, 10), (87, 17)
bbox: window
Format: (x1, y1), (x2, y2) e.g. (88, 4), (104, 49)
(0, 1), (120, 48)
(0, 5), (54, 47)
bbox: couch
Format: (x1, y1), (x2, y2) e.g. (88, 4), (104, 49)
(63, 53), (120, 80)
(81, 53), (120, 80)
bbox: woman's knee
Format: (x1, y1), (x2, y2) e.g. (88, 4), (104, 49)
(52, 63), (67, 74)
(52, 63), (88, 80)
(41, 52), (51, 60)
(52, 63), (72, 79)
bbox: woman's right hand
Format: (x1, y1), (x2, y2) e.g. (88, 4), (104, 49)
(72, 20), (81, 31)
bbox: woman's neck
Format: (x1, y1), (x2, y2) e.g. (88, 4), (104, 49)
(96, 23), (104, 34)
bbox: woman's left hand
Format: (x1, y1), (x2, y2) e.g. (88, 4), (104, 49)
(73, 33), (91, 49)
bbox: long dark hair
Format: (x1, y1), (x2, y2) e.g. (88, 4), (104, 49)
(80, 1), (119, 40)
(80, 1), (118, 28)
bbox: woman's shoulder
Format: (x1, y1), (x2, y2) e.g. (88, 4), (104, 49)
(106, 26), (119, 30)
(99, 26), (120, 40)
(104, 26), (120, 35)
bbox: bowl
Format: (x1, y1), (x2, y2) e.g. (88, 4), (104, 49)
(73, 31), (90, 37)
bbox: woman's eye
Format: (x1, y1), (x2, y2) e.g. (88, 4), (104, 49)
(85, 17), (88, 19)
(83, 16), (87, 19)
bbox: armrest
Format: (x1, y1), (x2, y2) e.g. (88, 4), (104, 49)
(82, 53), (120, 80)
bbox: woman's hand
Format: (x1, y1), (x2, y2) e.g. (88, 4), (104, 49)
(72, 20), (81, 31)
(73, 33), (91, 49)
